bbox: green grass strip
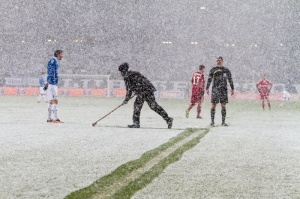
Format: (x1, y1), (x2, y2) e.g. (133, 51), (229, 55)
(65, 128), (208, 199)
(112, 128), (209, 198)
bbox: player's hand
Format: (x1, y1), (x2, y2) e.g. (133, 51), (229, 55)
(206, 89), (209, 95)
(231, 90), (234, 96)
(43, 83), (48, 91)
(122, 100), (128, 105)
(258, 88), (261, 93)
(201, 91), (205, 96)
(268, 89), (271, 93)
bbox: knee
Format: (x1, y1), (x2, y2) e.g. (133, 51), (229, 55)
(51, 99), (58, 104)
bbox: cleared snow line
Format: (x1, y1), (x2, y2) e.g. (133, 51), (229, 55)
(65, 128), (209, 199)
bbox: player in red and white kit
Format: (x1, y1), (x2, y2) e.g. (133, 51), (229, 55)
(186, 65), (205, 118)
(256, 74), (273, 110)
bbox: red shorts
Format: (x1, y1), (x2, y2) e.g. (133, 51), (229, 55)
(260, 92), (269, 99)
(190, 88), (204, 104)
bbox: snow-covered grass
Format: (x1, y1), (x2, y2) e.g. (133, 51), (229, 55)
(0, 95), (299, 198)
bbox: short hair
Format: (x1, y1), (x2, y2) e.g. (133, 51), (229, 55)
(217, 56), (223, 61)
(199, 65), (205, 70)
(54, 50), (63, 57)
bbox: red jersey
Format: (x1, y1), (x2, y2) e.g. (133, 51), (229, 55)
(256, 79), (272, 94)
(190, 71), (205, 103)
(191, 71), (205, 92)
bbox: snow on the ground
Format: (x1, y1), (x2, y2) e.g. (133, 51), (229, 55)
(0, 96), (194, 199)
(133, 104), (300, 198)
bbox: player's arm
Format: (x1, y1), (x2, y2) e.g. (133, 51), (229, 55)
(268, 81), (273, 93)
(226, 69), (234, 95)
(256, 81), (261, 93)
(206, 69), (213, 95)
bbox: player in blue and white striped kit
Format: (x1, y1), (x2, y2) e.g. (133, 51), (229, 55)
(37, 72), (47, 103)
(44, 50), (63, 123)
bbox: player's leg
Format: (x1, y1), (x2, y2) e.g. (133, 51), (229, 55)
(197, 96), (204, 118)
(210, 89), (218, 126)
(49, 85), (61, 123)
(220, 91), (229, 126)
(186, 90), (198, 118)
(37, 87), (43, 103)
(210, 103), (216, 126)
(128, 95), (144, 128)
(186, 102), (195, 118)
(221, 103), (227, 126)
(266, 95), (271, 110)
(46, 85), (54, 122)
(261, 94), (265, 110)
(145, 92), (173, 129)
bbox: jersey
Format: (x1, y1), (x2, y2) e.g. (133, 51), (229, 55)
(47, 57), (59, 85)
(256, 79), (272, 95)
(190, 71), (205, 103)
(206, 66), (234, 104)
(191, 71), (205, 92)
(206, 66), (234, 91)
(39, 75), (46, 87)
(123, 70), (156, 102)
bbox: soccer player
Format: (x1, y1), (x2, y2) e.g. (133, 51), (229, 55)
(44, 50), (63, 123)
(186, 65), (205, 119)
(37, 72), (47, 103)
(280, 80), (292, 106)
(206, 56), (234, 126)
(118, 62), (173, 129)
(256, 74), (272, 110)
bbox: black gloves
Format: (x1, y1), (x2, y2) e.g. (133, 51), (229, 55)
(43, 83), (49, 91)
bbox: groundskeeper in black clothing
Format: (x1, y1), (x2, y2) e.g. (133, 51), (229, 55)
(119, 62), (173, 129)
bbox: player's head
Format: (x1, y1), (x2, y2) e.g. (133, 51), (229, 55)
(54, 50), (63, 60)
(41, 71), (45, 75)
(262, 74), (266, 80)
(199, 64), (205, 71)
(216, 56), (223, 66)
(118, 62), (129, 76)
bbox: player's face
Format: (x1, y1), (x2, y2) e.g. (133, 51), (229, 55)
(216, 58), (223, 66)
(57, 53), (63, 60)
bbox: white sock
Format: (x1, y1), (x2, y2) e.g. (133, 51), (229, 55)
(48, 104), (52, 119)
(52, 104), (58, 120)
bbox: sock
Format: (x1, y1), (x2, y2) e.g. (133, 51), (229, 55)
(211, 108), (215, 123)
(262, 101), (265, 109)
(197, 104), (201, 117)
(268, 102), (271, 109)
(48, 104), (52, 119)
(52, 104), (58, 120)
(221, 109), (226, 124)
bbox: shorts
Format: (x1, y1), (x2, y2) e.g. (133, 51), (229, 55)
(39, 87), (46, 95)
(190, 88), (204, 104)
(260, 92), (269, 100)
(283, 90), (291, 99)
(211, 87), (228, 104)
(46, 84), (58, 101)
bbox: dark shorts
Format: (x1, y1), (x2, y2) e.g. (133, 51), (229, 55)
(211, 88), (228, 104)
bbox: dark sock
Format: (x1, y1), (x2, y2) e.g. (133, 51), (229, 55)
(211, 108), (215, 123)
(221, 109), (226, 124)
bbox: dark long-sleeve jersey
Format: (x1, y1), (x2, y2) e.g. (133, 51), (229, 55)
(123, 70), (156, 101)
(206, 66), (234, 91)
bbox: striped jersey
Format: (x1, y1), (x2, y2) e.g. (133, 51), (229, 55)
(47, 57), (59, 85)
(39, 75), (46, 87)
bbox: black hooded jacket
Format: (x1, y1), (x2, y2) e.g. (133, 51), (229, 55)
(123, 70), (156, 101)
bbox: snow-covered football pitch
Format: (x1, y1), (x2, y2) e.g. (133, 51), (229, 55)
(1, 95), (300, 199)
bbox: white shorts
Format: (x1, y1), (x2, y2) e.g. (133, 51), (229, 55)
(39, 87), (46, 95)
(46, 84), (58, 101)
(283, 90), (291, 99)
